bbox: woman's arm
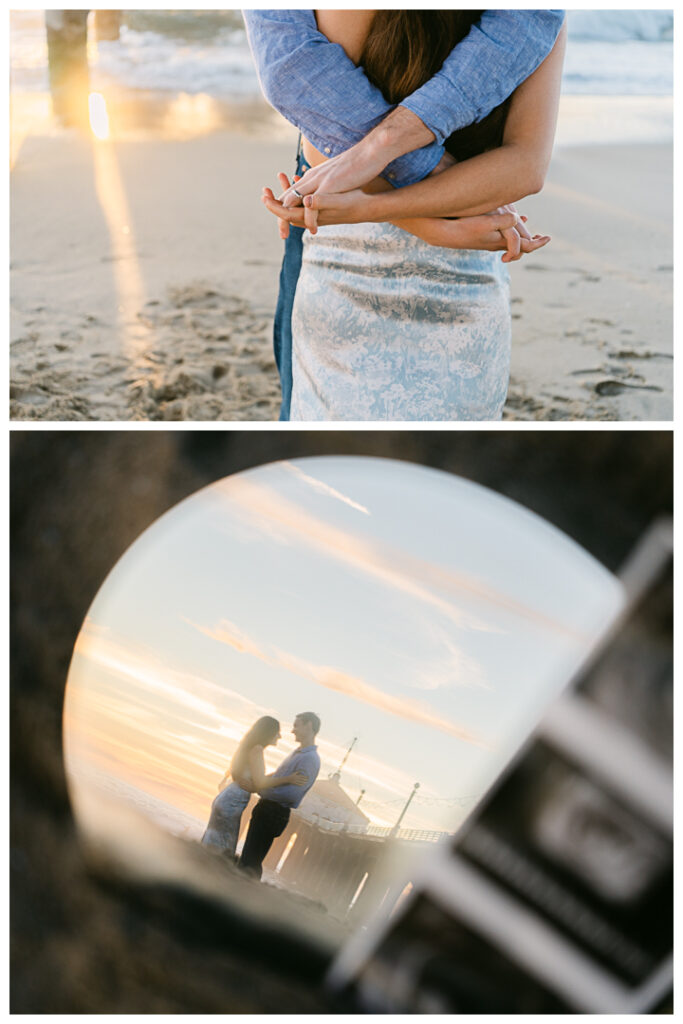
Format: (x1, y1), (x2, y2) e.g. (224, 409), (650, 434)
(259, 772), (307, 790)
(263, 26), (564, 255)
(390, 210), (549, 261)
(263, 177), (550, 261)
(305, 22), (567, 223)
(246, 747), (307, 790)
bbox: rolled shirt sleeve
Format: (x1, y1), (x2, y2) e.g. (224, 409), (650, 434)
(401, 11), (566, 143)
(242, 9), (443, 185)
(243, 9), (564, 186)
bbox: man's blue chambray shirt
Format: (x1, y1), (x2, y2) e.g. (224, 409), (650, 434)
(243, 10), (565, 187)
(264, 744), (321, 809)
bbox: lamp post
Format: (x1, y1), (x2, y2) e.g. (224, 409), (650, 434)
(330, 736), (358, 781)
(390, 782), (420, 837)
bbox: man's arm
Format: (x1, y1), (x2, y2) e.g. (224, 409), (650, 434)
(243, 9), (442, 186)
(306, 25), (567, 222)
(244, 10), (564, 192)
(403, 11), (565, 143)
(263, 25), (566, 258)
(260, 751), (317, 804)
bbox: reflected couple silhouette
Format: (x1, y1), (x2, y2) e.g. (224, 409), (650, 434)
(201, 712), (321, 879)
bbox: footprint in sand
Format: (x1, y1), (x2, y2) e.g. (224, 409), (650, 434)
(609, 349), (673, 362)
(594, 380), (663, 397)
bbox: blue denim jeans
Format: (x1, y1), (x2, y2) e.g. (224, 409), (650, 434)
(273, 143), (310, 421)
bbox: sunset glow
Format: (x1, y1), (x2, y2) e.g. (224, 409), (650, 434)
(88, 91), (110, 139)
(63, 458), (624, 843)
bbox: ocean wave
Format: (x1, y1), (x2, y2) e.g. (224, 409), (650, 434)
(10, 10), (674, 101)
(567, 10), (673, 42)
(93, 27), (258, 97)
(563, 39), (673, 95)
(83, 18), (678, 100)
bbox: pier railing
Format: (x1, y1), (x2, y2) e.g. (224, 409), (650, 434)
(306, 817), (451, 843)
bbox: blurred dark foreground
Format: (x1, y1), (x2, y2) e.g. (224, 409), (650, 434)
(10, 430), (672, 1013)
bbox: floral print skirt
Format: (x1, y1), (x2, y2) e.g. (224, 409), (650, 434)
(201, 782), (250, 858)
(290, 222), (511, 421)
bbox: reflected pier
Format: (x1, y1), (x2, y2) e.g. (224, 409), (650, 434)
(45, 12), (122, 128)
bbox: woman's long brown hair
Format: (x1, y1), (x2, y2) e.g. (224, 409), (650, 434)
(230, 715), (279, 780)
(360, 11), (511, 161)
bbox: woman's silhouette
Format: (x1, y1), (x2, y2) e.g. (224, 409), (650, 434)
(201, 716), (306, 860)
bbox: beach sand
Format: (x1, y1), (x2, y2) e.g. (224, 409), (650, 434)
(10, 121), (672, 421)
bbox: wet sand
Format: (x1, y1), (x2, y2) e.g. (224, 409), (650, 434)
(10, 123), (672, 421)
(503, 141), (672, 421)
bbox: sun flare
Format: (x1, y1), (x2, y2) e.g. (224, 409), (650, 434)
(88, 91), (110, 140)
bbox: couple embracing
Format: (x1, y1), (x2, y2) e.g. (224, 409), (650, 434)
(244, 10), (567, 422)
(202, 712), (321, 879)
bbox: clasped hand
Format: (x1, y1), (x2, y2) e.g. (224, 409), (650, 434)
(262, 172), (549, 262)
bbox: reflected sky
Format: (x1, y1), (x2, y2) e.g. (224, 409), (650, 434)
(64, 457), (624, 836)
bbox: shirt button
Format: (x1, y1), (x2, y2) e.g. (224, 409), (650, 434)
(388, 172), (396, 180)
(324, 146), (331, 155)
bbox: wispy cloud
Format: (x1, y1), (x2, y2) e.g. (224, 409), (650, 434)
(409, 623), (491, 692)
(187, 617), (491, 750)
(216, 475), (590, 643)
(282, 461), (370, 515)
(215, 476), (496, 635)
(73, 620), (257, 723)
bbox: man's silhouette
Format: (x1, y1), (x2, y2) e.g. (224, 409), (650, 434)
(239, 712), (321, 879)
